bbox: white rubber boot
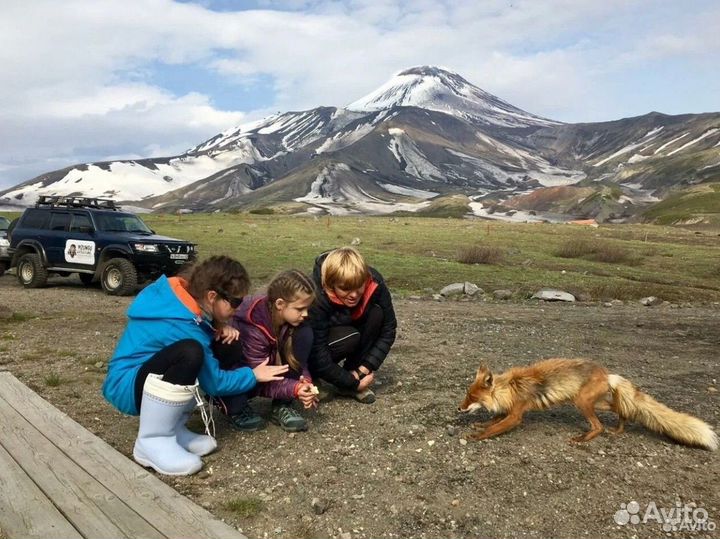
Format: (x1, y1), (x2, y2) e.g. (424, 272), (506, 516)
(176, 394), (217, 457)
(133, 374), (203, 476)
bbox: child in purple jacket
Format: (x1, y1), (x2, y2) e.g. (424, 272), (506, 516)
(213, 269), (318, 432)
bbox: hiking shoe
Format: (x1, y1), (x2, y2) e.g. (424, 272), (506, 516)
(334, 386), (377, 404)
(226, 404), (266, 432)
(354, 388), (376, 404)
(270, 403), (308, 432)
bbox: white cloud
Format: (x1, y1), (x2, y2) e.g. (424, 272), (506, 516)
(0, 0), (718, 189)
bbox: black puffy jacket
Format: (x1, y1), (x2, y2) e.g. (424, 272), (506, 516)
(308, 252), (397, 389)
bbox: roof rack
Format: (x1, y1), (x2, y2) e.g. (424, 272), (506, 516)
(35, 195), (121, 211)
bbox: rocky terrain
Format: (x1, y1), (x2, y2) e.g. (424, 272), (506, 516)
(1, 273), (718, 538)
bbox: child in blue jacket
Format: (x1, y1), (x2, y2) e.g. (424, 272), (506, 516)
(103, 255), (287, 476)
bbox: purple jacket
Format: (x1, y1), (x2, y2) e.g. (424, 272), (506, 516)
(231, 294), (311, 401)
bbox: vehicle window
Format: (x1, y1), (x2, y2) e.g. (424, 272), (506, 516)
(49, 212), (71, 231)
(0, 216), (10, 230)
(95, 213), (152, 234)
(20, 209), (50, 230)
(70, 213), (93, 232)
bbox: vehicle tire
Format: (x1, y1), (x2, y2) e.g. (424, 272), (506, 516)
(79, 272), (95, 286)
(101, 258), (137, 296)
(16, 253), (49, 288)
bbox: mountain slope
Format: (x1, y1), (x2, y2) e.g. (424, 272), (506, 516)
(2, 66), (719, 223)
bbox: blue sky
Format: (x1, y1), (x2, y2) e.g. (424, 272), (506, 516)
(0, 0), (718, 189)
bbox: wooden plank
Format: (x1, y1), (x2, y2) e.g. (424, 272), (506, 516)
(0, 373), (246, 539)
(0, 442), (83, 539)
(0, 393), (166, 539)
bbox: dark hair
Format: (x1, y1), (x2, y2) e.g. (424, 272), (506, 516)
(181, 255), (250, 301)
(268, 269), (316, 372)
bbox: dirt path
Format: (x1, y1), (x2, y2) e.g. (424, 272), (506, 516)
(1, 274), (718, 539)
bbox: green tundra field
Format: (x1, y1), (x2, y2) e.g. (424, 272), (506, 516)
(3, 211), (719, 302)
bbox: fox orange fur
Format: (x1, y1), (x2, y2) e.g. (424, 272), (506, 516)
(458, 358), (718, 450)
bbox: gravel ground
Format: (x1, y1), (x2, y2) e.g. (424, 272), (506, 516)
(1, 273), (718, 539)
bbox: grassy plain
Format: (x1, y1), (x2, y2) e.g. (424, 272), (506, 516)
(2, 210), (718, 301)
(140, 213), (720, 302)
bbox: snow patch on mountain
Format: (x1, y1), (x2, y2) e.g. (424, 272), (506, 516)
(387, 128), (443, 181)
(667, 128), (719, 156)
(348, 66), (559, 128)
(379, 183), (438, 199)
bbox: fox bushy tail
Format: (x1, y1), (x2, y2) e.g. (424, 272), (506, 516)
(608, 375), (718, 451)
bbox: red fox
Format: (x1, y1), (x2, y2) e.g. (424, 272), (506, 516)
(458, 358), (718, 450)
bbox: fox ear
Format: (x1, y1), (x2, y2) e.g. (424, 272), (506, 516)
(483, 372), (493, 387)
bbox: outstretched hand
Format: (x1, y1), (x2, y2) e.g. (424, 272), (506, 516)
(253, 358), (289, 382)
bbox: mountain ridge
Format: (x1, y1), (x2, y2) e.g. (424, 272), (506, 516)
(2, 66), (719, 222)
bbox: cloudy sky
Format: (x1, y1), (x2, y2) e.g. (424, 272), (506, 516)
(0, 0), (718, 189)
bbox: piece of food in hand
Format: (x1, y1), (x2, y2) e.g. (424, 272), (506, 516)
(309, 384), (319, 395)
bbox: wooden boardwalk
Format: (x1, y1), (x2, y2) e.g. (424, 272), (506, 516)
(0, 371), (246, 539)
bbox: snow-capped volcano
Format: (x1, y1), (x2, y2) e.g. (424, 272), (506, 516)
(347, 66), (559, 128)
(2, 65), (718, 221)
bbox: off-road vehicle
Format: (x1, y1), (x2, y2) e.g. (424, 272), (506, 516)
(8, 196), (196, 295)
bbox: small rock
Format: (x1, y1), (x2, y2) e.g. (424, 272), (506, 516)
(708, 387), (717, 393)
(446, 425), (458, 436)
(94, 361), (104, 369)
(532, 289), (575, 302)
(464, 282), (481, 296)
(493, 289), (512, 300)
(640, 296), (661, 306)
(350, 237), (361, 246)
(408, 295), (422, 301)
(340, 532), (352, 539)
(459, 439), (468, 446)
(440, 283), (465, 297)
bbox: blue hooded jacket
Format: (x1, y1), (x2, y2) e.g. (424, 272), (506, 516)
(102, 275), (256, 415)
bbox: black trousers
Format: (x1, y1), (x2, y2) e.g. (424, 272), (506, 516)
(328, 303), (383, 372)
(134, 339), (204, 412)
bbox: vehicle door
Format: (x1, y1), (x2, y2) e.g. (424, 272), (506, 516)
(62, 212), (98, 270)
(45, 211), (72, 266)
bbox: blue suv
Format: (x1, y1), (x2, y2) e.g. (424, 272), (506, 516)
(8, 196), (196, 295)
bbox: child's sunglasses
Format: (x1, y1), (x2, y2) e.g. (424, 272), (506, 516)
(215, 288), (244, 309)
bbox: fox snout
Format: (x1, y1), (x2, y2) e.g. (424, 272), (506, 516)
(458, 395), (483, 413)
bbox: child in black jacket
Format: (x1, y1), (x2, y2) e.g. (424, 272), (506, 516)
(308, 247), (397, 403)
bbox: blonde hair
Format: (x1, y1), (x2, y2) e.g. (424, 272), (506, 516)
(267, 269), (316, 372)
(320, 247), (369, 291)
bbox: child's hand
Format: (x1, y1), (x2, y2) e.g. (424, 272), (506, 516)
(297, 384), (319, 409)
(297, 376), (319, 409)
(215, 325), (240, 344)
(357, 371), (375, 391)
(352, 366), (375, 391)
(253, 358), (289, 382)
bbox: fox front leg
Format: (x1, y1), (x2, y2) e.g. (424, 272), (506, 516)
(469, 415), (506, 430)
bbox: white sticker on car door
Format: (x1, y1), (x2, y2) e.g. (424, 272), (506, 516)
(65, 240), (95, 265)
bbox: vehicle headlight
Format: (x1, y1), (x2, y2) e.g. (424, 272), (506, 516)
(134, 243), (159, 253)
